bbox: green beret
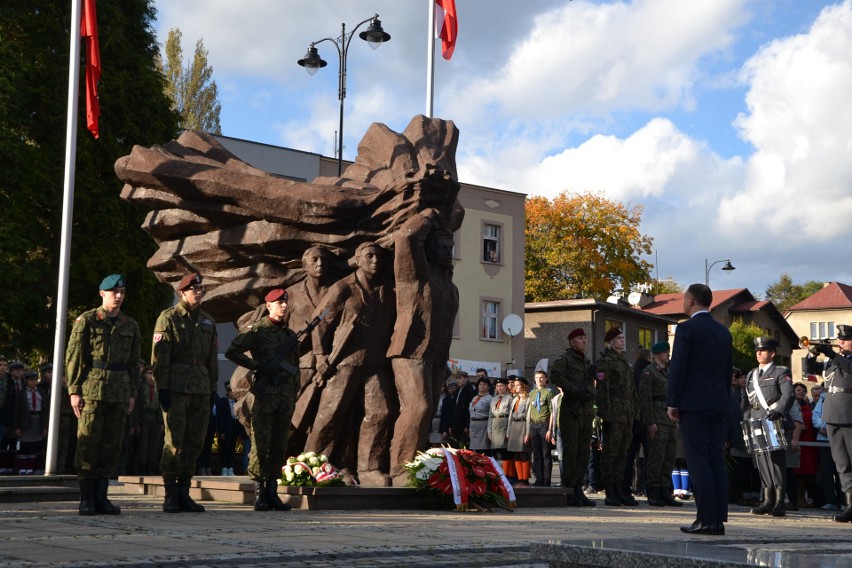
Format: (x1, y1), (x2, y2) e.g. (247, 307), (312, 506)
(651, 341), (670, 354)
(99, 273), (126, 291)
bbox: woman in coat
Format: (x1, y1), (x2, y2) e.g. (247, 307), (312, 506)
(506, 377), (531, 486)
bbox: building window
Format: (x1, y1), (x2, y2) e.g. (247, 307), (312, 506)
(481, 298), (501, 340)
(638, 327), (654, 350)
(810, 321), (835, 340)
(482, 222), (502, 263)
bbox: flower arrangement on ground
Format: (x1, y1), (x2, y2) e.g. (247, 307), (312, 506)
(403, 447), (517, 511)
(280, 452), (356, 487)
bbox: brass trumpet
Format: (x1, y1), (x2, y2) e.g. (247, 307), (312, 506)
(799, 336), (839, 352)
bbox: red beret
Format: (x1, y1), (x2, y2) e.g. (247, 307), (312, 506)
(177, 272), (202, 291)
(265, 288), (288, 303)
(567, 328), (585, 340)
(604, 327), (623, 343)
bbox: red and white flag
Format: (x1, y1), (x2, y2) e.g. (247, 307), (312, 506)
(436, 0), (458, 60)
(81, 0), (101, 138)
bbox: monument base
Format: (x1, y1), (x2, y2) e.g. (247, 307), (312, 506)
(118, 475), (571, 510)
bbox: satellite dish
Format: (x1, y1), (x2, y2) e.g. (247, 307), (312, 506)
(535, 358), (549, 373)
(502, 314), (523, 337)
(606, 295), (619, 304)
(627, 291), (642, 306)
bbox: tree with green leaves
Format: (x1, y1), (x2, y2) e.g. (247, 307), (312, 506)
(525, 191), (653, 302)
(729, 319), (765, 372)
(159, 28), (221, 134)
(765, 274), (824, 312)
(0, 0), (180, 362)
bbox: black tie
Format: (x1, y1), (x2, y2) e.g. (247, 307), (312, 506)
(758, 369), (764, 378)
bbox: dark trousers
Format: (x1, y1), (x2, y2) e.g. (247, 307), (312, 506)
(623, 423), (649, 492)
(754, 449), (786, 491)
(529, 422), (552, 486)
(828, 424), (852, 493)
(586, 443), (601, 490)
(819, 445), (841, 505)
(679, 411), (728, 525)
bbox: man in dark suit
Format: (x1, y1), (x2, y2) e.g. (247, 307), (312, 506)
(667, 284), (733, 535)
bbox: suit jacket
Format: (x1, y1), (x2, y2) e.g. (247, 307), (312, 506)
(667, 311), (733, 413)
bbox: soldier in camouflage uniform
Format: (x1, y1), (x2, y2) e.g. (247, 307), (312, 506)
(596, 327), (639, 506)
(152, 273), (218, 513)
(638, 342), (681, 507)
(226, 287), (299, 511)
(65, 274), (141, 516)
(550, 327), (597, 506)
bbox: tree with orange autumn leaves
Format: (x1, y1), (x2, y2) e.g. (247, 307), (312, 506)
(525, 191), (653, 301)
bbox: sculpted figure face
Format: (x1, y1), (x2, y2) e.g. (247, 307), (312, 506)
(303, 247), (330, 279)
(426, 234), (454, 269)
(355, 245), (383, 277)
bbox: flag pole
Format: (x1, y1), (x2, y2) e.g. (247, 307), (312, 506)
(45, 0), (83, 475)
(426, 0), (436, 117)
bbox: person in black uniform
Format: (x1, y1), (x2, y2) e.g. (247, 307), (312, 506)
(742, 336), (794, 517)
(807, 323), (852, 522)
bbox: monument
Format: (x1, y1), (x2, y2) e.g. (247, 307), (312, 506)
(115, 116), (463, 485)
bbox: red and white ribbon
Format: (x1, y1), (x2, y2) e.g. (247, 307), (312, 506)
(488, 456), (516, 505)
(443, 448), (467, 508)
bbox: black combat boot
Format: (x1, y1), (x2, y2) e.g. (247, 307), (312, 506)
(93, 479), (121, 515)
(177, 478), (205, 512)
(660, 487), (683, 507)
(647, 486), (665, 507)
(617, 484), (638, 506)
(770, 486), (786, 517)
(163, 478), (180, 513)
(267, 478), (291, 511)
(751, 487), (775, 515)
(254, 479), (270, 511)
(834, 491), (852, 523)
(78, 479), (96, 516)
(604, 483), (621, 506)
(575, 484), (596, 506)
(568, 485), (585, 506)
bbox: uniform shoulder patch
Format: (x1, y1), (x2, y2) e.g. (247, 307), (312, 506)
(597, 372), (605, 381)
(153, 333), (164, 343)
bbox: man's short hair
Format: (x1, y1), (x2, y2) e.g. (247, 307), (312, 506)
(534, 369), (548, 377)
(686, 283), (713, 308)
(475, 368), (488, 375)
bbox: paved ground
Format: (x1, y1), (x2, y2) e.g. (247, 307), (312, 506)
(0, 484), (850, 567)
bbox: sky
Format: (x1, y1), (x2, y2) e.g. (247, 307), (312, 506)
(153, 0), (852, 300)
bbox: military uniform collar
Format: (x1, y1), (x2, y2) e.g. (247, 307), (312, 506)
(95, 307), (125, 325)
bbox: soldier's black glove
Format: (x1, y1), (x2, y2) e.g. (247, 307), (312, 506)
(158, 389), (171, 412)
(767, 410), (783, 421)
(816, 343), (836, 359)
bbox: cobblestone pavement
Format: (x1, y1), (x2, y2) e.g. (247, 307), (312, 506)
(0, 485), (849, 567)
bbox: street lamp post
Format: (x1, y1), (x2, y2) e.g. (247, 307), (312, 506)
(705, 258), (736, 287)
(297, 14), (391, 176)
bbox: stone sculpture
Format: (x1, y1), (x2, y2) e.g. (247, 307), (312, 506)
(115, 116), (463, 485)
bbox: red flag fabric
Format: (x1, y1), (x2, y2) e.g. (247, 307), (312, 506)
(436, 0), (458, 60)
(81, 0), (101, 138)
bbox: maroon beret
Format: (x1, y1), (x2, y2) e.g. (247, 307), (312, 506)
(604, 327), (623, 343)
(265, 288), (288, 303)
(177, 272), (202, 291)
(567, 328), (585, 340)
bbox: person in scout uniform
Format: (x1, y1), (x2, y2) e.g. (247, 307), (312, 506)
(65, 273), (141, 516)
(526, 370), (554, 487)
(596, 326), (639, 506)
(487, 377), (514, 478)
(226, 287), (299, 511)
(550, 327), (597, 506)
(742, 336), (794, 517)
(639, 341), (681, 507)
(153, 272), (218, 514)
(808, 323), (852, 522)
(468, 376), (492, 453)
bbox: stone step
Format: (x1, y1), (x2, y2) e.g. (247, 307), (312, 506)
(118, 475), (571, 510)
(0, 484), (79, 503)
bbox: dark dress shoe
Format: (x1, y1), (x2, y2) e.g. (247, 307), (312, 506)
(680, 521), (724, 535)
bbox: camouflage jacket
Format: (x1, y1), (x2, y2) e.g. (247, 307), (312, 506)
(65, 307), (141, 402)
(638, 362), (674, 426)
(225, 317), (299, 392)
(549, 348), (596, 418)
(152, 301), (218, 395)
(595, 348), (637, 423)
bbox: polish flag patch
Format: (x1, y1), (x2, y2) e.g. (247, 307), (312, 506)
(596, 372), (605, 381)
(153, 333), (163, 343)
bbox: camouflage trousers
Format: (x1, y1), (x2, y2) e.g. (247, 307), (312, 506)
(559, 411), (594, 487)
(248, 388), (294, 480)
(75, 399), (129, 479)
(600, 420), (632, 485)
(160, 392), (210, 480)
(646, 423), (677, 488)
